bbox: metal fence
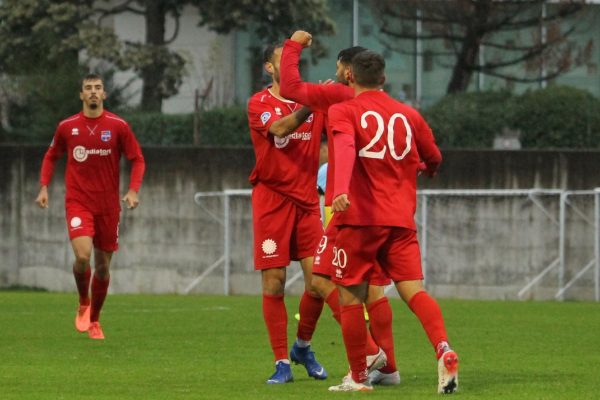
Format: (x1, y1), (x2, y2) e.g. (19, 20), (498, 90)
(192, 189), (600, 301)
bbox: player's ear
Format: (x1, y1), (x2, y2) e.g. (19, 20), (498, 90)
(264, 61), (274, 75)
(79, 91), (84, 101)
(347, 70), (354, 84)
(379, 74), (386, 86)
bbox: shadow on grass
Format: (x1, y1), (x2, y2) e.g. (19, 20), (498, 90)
(0, 284), (48, 292)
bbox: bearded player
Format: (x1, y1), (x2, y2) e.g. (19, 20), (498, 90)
(248, 43), (334, 384)
(36, 74), (145, 340)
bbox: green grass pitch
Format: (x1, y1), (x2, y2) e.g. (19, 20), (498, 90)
(0, 291), (599, 399)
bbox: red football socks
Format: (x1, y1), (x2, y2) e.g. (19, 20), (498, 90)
(262, 293), (288, 361)
(340, 304), (369, 383)
(408, 290), (448, 357)
(327, 289), (379, 356)
(90, 274), (110, 322)
(325, 288), (341, 324)
(296, 291), (324, 342)
(367, 297), (397, 373)
(73, 266), (91, 305)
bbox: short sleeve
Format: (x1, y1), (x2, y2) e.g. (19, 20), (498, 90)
(247, 96), (283, 138)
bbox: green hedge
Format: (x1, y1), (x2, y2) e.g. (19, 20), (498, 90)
(424, 86), (600, 149)
(512, 86), (600, 148)
(424, 90), (516, 148)
(121, 106), (249, 146)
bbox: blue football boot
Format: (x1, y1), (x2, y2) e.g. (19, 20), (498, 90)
(266, 361), (294, 384)
(290, 343), (328, 380)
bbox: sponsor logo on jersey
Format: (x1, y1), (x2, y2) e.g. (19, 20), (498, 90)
(273, 131), (312, 149)
(73, 145), (112, 162)
(260, 112), (271, 125)
(71, 128), (79, 136)
(70, 216), (82, 229)
(261, 238), (278, 257)
(101, 130), (112, 142)
(288, 131), (312, 141)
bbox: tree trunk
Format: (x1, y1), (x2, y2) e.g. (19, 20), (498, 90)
(141, 0), (167, 112)
(446, 32), (480, 94)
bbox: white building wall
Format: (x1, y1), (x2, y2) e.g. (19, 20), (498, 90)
(101, 2), (235, 113)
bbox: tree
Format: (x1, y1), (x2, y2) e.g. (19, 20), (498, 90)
(94, 0), (188, 112)
(194, 0), (335, 92)
(370, 0), (590, 94)
(0, 0), (101, 140)
(94, 0), (335, 110)
(0, 0), (335, 121)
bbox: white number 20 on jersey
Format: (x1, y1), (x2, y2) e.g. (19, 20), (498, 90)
(358, 111), (412, 160)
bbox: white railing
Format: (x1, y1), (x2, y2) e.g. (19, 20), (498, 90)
(192, 188), (600, 301)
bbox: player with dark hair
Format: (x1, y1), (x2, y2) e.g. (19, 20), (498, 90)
(326, 50), (459, 393)
(35, 73), (145, 340)
(247, 43), (330, 384)
(279, 31), (396, 384)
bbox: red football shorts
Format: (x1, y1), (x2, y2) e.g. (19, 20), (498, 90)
(65, 204), (120, 252)
(313, 214), (391, 286)
(331, 225), (423, 286)
(252, 184), (323, 270)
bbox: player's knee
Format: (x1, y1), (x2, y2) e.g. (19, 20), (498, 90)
(94, 263), (110, 279)
(73, 252), (91, 267)
(262, 278), (285, 296)
(366, 285), (386, 304)
(311, 274), (334, 298)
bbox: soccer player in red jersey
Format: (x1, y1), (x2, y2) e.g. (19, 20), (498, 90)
(247, 43), (331, 384)
(280, 31), (396, 384)
(326, 51), (459, 393)
(35, 74), (145, 340)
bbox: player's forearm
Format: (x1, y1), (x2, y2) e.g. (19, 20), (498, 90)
(268, 107), (312, 138)
(418, 142), (442, 177)
(128, 158), (145, 192)
(39, 153), (58, 186)
(279, 40), (311, 104)
(333, 133), (356, 197)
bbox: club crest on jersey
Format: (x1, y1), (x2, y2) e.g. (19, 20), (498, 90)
(260, 112), (271, 125)
(306, 113), (314, 123)
(71, 128), (79, 136)
(101, 130), (112, 142)
(274, 107), (282, 116)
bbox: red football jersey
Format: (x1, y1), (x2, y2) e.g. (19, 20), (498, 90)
(40, 111), (145, 214)
(247, 87), (323, 211)
(329, 90), (442, 229)
(280, 39), (354, 206)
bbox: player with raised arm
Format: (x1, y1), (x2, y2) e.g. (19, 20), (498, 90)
(35, 74), (145, 340)
(280, 31), (396, 384)
(326, 51), (459, 393)
(247, 43), (330, 384)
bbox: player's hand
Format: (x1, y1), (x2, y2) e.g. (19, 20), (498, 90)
(417, 161), (427, 176)
(319, 79), (334, 85)
(290, 30), (312, 48)
(332, 194), (350, 212)
(122, 190), (139, 210)
(35, 186), (49, 209)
